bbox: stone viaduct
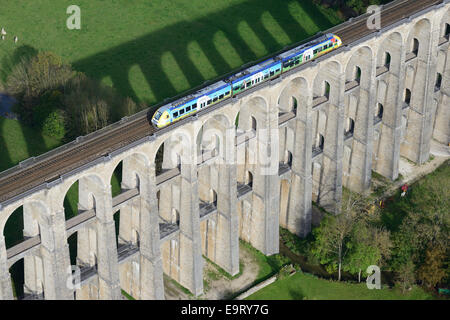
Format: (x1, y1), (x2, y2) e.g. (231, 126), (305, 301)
(0, 1), (449, 300)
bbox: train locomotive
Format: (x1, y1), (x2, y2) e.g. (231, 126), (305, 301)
(151, 33), (342, 128)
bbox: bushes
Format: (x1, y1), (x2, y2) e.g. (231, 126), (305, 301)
(42, 110), (66, 139)
(4, 50), (144, 140)
(6, 52), (73, 124)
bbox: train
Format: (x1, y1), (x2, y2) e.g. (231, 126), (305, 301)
(151, 33), (342, 128)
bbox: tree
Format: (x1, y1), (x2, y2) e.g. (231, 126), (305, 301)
(311, 189), (372, 281)
(344, 221), (392, 282)
(311, 211), (354, 280)
(395, 259), (416, 293)
(417, 244), (447, 288)
(6, 51), (73, 123)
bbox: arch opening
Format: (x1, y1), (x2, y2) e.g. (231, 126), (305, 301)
(354, 66), (361, 83)
(435, 73), (442, 91)
(384, 52), (391, 69)
(284, 150), (293, 167)
(323, 81), (330, 99)
(404, 88), (411, 105)
(245, 171), (253, 188)
(344, 117), (355, 138)
(314, 133), (324, 153)
(411, 38), (419, 56)
(251, 116), (257, 131)
(375, 103), (384, 123)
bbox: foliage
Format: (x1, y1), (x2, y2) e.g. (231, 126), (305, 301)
(311, 190), (372, 280)
(344, 220), (391, 282)
(311, 212), (354, 280)
(316, 0), (391, 15)
(41, 109), (66, 139)
(5, 50), (144, 140)
(388, 161), (449, 276)
(416, 245), (447, 288)
(6, 52), (73, 123)
(395, 259), (416, 293)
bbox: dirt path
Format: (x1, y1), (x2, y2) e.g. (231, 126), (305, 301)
(163, 243), (261, 300)
(373, 140), (449, 199)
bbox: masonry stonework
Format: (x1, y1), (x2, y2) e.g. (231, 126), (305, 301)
(0, 3), (449, 299)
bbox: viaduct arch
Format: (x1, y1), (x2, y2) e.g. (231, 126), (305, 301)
(0, 1), (449, 299)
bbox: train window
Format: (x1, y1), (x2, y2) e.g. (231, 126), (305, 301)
(295, 60), (299, 65)
(174, 111), (178, 117)
(179, 109), (185, 115)
(186, 106), (191, 112)
(246, 81), (251, 87)
(251, 80), (254, 85)
(264, 74), (269, 79)
(219, 94), (224, 99)
(225, 91), (230, 96)
(192, 103), (197, 109)
(213, 97), (218, 102)
(313, 49), (318, 54)
(270, 71), (274, 76)
(207, 99), (212, 105)
(276, 69), (280, 73)
(234, 86), (240, 91)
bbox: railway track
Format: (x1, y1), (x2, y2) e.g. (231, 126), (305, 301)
(0, 0), (444, 205)
(335, 0), (442, 43)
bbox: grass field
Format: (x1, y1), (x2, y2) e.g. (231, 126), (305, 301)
(380, 159), (450, 232)
(0, 0), (343, 175)
(0, 0), (342, 106)
(0, 117), (63, 172)
(246, 272), (435, 300)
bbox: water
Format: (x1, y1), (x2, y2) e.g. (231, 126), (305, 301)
(0, 93), (18, 119)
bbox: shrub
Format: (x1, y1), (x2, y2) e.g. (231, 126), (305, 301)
(42, 109), (66, 139)
(63, 73), (114, 136)
(5, 51), (73, 124)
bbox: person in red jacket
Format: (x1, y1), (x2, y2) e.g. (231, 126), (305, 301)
(401, 183), (408, 197)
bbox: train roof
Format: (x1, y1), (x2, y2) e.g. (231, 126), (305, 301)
(278, 33), (334, 60)
(227, 57), (280, 83)
(167, 80), (229, 109)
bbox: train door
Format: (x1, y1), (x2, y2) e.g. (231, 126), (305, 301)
(197, 96), (209, 110)
(303, 49), (313, 62)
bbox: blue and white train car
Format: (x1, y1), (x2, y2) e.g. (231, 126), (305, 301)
(152, 33), (342, 128)
(278, 33), (342, 72)
(228, 57), (282, 95)
(152, 80), (231, 128)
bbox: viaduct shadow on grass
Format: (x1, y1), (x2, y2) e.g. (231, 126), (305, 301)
(0, 45), (55, 172)
(0, 117), (13, 171)
(0, 45), (38, 83)
(73, 0), (339, 110)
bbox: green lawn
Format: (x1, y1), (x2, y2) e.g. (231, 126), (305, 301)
(0, 117), (63, 172)
(0, 0), (342, 173)
(381, 159), (450, 232)
(246, 272), (434, 300)
(0, 0), (342, 106)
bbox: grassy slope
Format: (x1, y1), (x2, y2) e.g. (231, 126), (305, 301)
(246, 272), (434, 300)
(0, 117), (63, 171)
(0, 0), (342, 172)
(381, 159), (450, 232)
(0, 0), (341, 106)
